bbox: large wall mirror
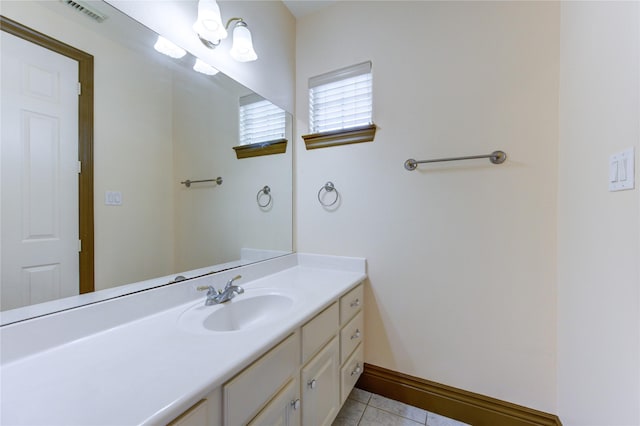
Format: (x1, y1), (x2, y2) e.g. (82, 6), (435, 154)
(0, 0), (292, 325)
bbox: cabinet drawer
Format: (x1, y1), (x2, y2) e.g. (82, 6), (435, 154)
(340, 343), (363, 405)
(340, 311), (363, 363)
(340, 284), (363, 325)
(224, 332), (300, 426)
(302, 302), (338, 362)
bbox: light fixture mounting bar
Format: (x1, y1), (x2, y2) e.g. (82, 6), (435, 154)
(197, 17), (246, 50)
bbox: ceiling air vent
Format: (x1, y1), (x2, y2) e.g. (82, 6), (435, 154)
(60, 0), (107, 23)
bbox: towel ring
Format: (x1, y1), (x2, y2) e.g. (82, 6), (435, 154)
(257, 186), (272, 207)
(317, 182), (339, 207)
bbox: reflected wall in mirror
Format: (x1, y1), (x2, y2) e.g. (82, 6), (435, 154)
(0, 0), (292, 324)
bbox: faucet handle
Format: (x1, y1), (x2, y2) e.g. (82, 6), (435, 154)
(224, 275), (242, 289)
(197, 285), (221, 295)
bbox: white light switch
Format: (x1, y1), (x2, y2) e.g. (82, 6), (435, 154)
(609, 148), (635, 192)
(609, 160), (619, 182)
(105, 191), (123, 206)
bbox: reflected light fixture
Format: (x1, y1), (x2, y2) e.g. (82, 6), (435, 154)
(193, 0), (258, 62)
(153, 35), (186, 59)
(193, 58), (220, 76)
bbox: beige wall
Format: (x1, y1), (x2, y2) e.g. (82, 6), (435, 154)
(557, 2), (640, 424)
(296, 1), (560, 413)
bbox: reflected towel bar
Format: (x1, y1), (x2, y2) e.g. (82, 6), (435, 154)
(181, 177), (223, 187)
(404, 150), (507, 171)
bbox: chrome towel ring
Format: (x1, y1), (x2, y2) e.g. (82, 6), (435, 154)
(257, 185), (272, 207)
(318, 182), (339, 207)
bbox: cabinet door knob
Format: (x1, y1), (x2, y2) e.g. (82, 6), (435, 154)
(291, 399), (301, 410)
(351, 364), (362, 376)
(350, 298), (360, 308)
(308, 379), (317, 389)
(350, 329), (361, 340)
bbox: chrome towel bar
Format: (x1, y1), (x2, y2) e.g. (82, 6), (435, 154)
(181, 177), (223, 187)
(404, 150), (507, 171)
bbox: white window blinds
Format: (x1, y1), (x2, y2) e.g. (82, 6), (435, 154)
(309, 61), (372, 134)
(239, 94), (286, 145)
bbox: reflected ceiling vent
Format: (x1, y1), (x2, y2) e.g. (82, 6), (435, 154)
(60, 0), (107, 23)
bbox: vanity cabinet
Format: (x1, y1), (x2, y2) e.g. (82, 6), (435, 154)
(168, 282), (364, 426)
(299, 282), (364, 423)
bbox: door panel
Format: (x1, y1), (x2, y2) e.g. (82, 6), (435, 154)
(1, 31), (79, 310)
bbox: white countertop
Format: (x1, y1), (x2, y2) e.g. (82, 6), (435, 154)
(0, 254), (366, 425)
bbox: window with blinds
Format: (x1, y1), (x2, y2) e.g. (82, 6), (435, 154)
(309, 61), (372, 134)
(304, 61), (376, 149)
(239, 94), (286, 146)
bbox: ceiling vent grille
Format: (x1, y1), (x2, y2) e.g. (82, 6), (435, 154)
(60, 0), (107, 23)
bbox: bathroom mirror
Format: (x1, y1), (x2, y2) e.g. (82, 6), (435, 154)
(0, 0), (292, 325)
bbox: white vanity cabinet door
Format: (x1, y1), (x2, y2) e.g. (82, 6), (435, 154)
(340, 343), (364, 405)
(248, 378), (300, 426)
(223, 332), (300, 426)
(301, 337), (340, 426)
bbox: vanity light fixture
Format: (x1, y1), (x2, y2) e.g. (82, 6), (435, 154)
(193, 58), (220, 76)
(193, 0), (258, 62)
(229, 21), (257, 62)
(153, 35), (186, 59)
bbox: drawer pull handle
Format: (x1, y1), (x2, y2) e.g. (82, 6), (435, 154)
(351, 363), (362, 376)
(350, 329), (361, 340)
(291, 399), (301, 410)
(308, 379), (317, 389)
(350, 298), (360, 308)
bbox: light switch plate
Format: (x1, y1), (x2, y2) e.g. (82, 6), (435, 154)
(609, 147), (635, 192)
(105, 191), (123, 206)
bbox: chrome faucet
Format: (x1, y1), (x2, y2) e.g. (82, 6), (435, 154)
(197, 275), (244, 305)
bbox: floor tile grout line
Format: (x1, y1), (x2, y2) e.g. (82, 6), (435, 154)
(348, 395), (428, 426)
(364, 397), (429, 425)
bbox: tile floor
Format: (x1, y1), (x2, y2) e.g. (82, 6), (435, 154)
(332, 387), (471, 426)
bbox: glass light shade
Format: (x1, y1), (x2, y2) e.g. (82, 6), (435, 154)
(193, 0), (227, 43)
(230, 23), (257, 62)
(153, 36), (186, 59)
(193, 58), (219, 76)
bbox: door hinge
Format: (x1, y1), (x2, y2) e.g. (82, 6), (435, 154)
(78, 239), (82, 253)
(78, 82), (82, 96)
(78, 161), (82, 174)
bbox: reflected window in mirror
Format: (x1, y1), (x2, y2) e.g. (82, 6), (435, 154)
(234, 94), (289, 159)
(239, 94), (286, 145)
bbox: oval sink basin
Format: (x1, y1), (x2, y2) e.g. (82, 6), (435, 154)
(178, 290), (295, 334)
(204, 294), (293, 332)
